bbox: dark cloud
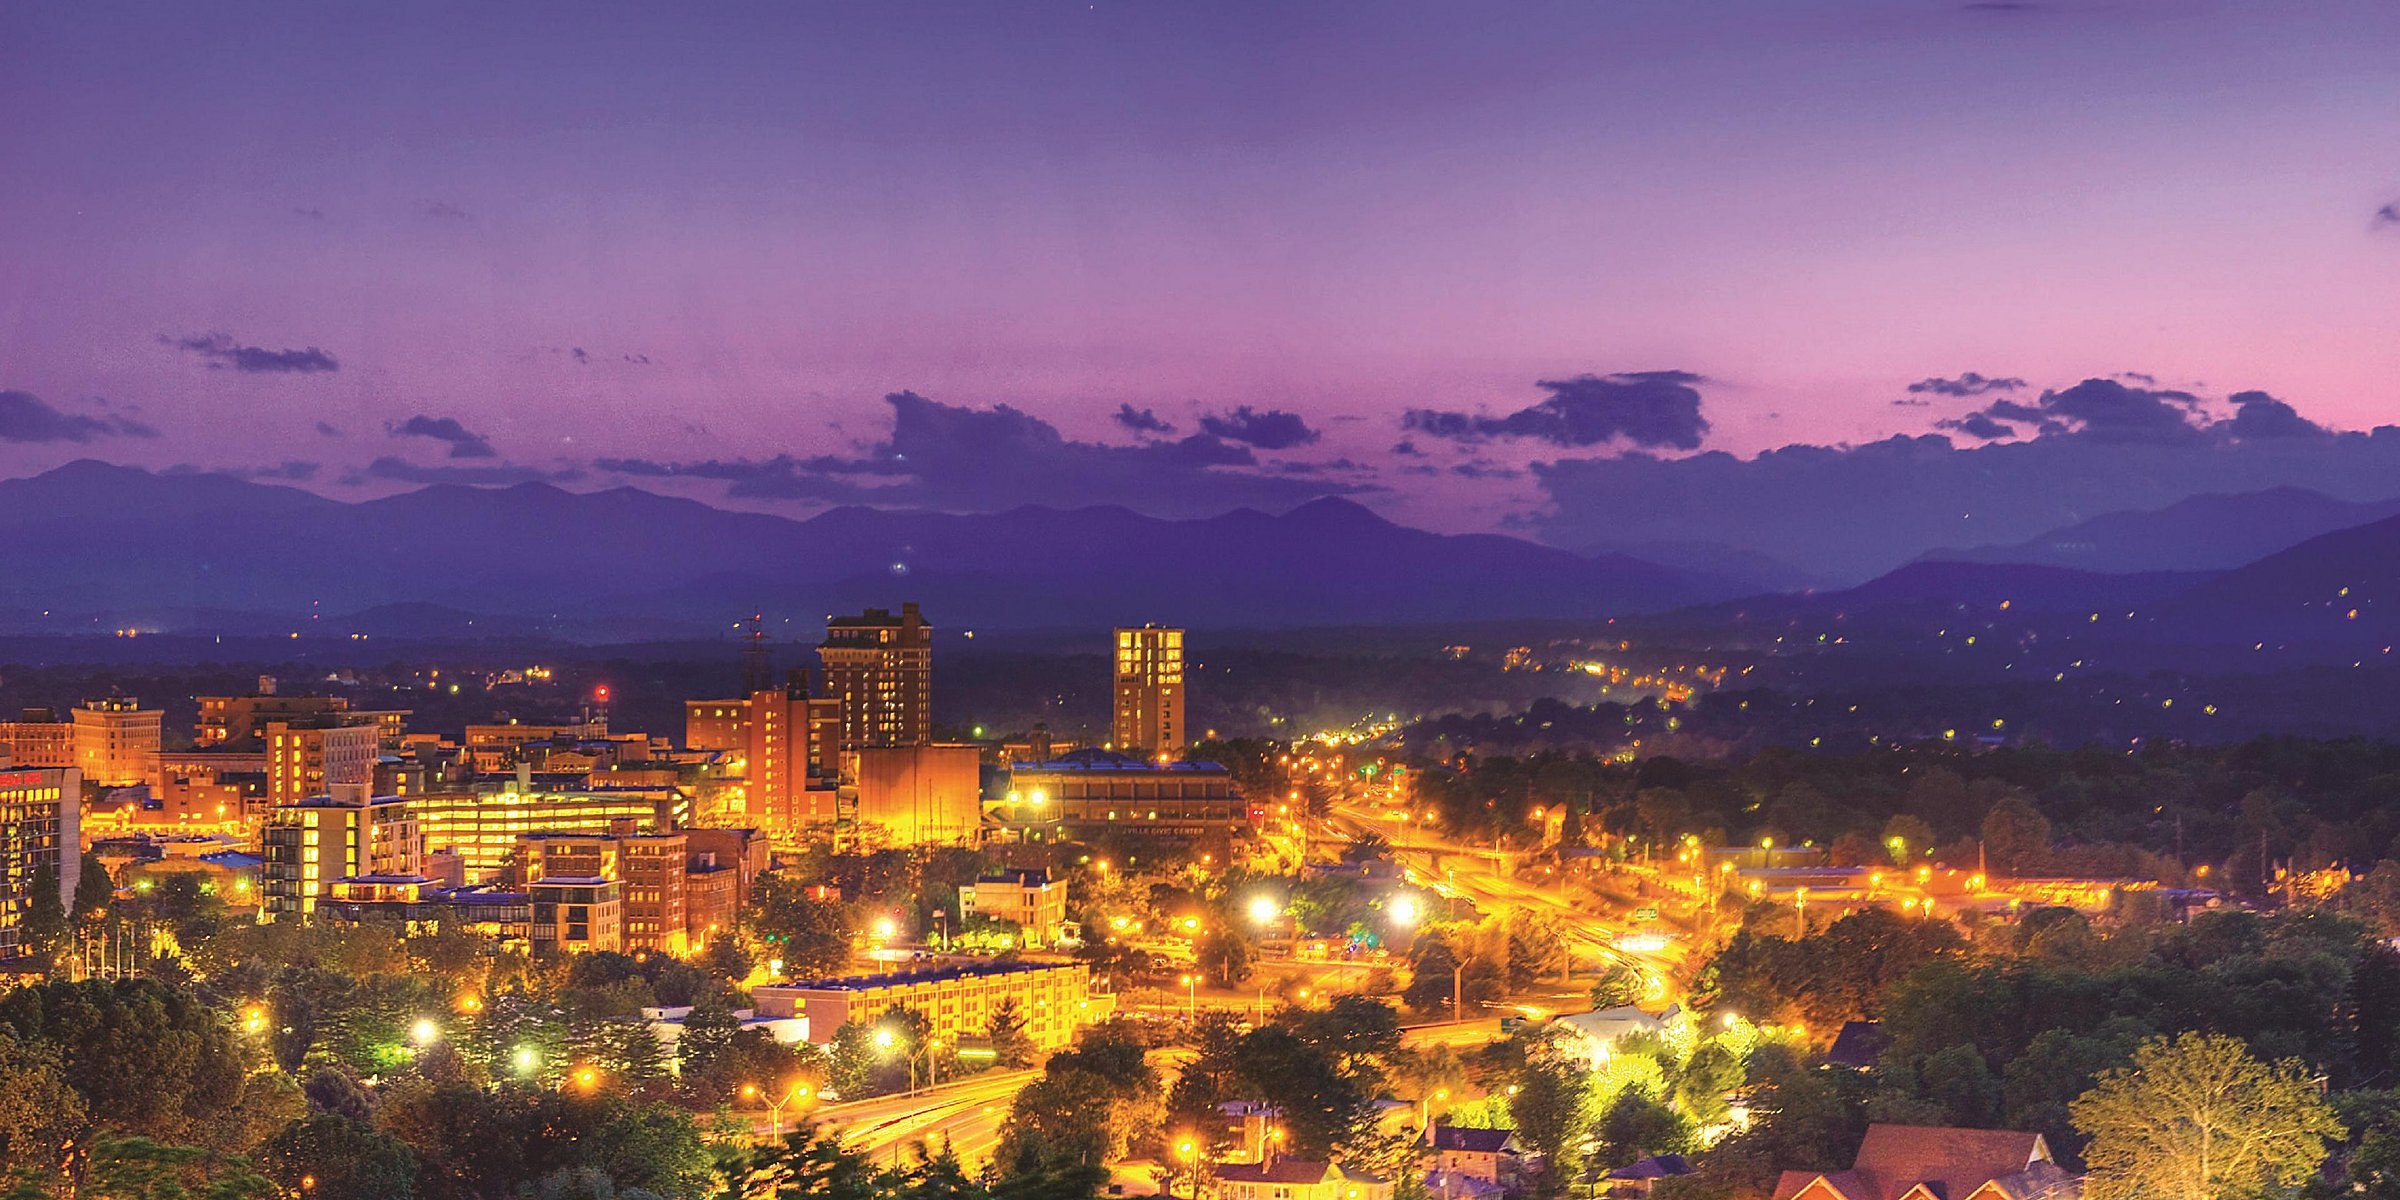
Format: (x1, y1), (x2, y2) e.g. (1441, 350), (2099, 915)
(352, 457), (578, 487)
(1949, 378), (2204, 443)
(422, 200), (472, 221)
(1197, 405), (1320, 450)
(1404, 371), (1709, 451)
(2225, 390), (2329, 439)
(1936, 412), (2018, 441)
(1891, 398), (1930, 408)
(2375, 201), (2400, 230)
(1452, 461), (1524, 480)
(570, 347), (590, 365)
(1112, 404), (1176, 436)
(388, 415), (497, 459)
(1391, 439), (1427, 457)
(161, 332), (339, 374)
(0, 391), (159, 442)
(315, 421), (344, 437)
(1906, 372), (2026, 397)
(605, 392), (1359, 516)
(624, 353), (652, 365)
(293, 207), (326, 221)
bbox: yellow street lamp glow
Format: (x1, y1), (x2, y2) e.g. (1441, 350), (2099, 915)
(1387, 894), (1420, 927)
(874, 1027), (897, 1050)
(1247, 895), (1279, 925)
(410, 1018), (440, 1046)
(514, 1045), (538, 1074)
(874, 917), (898, 940)
(1028, 788), (1048, 808)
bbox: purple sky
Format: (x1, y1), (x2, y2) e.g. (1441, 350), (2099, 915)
(3, 1), (2398, 548)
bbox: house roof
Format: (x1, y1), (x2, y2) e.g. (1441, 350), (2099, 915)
(1216, 1159), (1338, 1185)
(1428, 1125), (1516, 1154)
(1770, 1125), (2058, 1200)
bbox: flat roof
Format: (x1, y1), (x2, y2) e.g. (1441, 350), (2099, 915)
(763, 959), (1078, 993)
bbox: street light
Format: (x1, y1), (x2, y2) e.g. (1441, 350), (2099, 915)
(1179, 974), (1198, 1022)
(1247, 895), (1279, 926)
(513, 1045), (539, 1077)
(1387, 894), (1419, 927)
(743, 1080), (814, 1140)
(409, 1018), (440, 1047)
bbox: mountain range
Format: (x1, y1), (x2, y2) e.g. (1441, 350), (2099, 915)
(1919, 487), (2400, 574)
(0, 461), (1755, 636)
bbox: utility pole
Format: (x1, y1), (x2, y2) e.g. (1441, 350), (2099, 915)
(1452, 961), (1465, 1021)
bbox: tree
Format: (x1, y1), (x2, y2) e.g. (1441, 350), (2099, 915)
(1591, 963), (1645, 1010)
(1979, 795), (2050, 876)
(749, 877), (854, 979)
(2070, 1032), (2340, 1200)
(1509, 1036), (1597, 1180)
(21, 860), (66, 965)
(257, 1113), (420, 1200)
(72, 850), (114, 918)
(988, 999), (1035, 1070)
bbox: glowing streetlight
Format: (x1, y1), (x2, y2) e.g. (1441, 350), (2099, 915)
(1387, 894), (1420, 927)
(409, 1018), (440, 1047)
(874, 1027), (898, 1051)
(873, 916), (898, 941)
(1247, 895), (1279, 926)
(514, 1045), (539, 1076)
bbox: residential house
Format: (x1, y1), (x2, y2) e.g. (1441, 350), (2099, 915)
(1214, 1159), (1392, 1200)
(1771, 1125), (2081, 1200)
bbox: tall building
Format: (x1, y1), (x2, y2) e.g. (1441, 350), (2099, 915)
(1112, 625), (1187, 756)
(820, 603), (932, 748)
(262, 787), (426, 918)
(684, 671), (834, 823)
(72, 698), (161, 789)
(0, 767), (80, 961)
(266, 719), (382, 809)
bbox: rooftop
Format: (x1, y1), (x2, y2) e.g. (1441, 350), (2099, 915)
(1013, 748), (1227, 774)
(762, 959), (1079, 993)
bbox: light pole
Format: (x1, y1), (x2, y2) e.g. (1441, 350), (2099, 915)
(1179, 973), (1197, 1023)
(741, 1080), (813, 1140)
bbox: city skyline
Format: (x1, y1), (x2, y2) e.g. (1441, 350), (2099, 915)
(3, 2), (2397, 545)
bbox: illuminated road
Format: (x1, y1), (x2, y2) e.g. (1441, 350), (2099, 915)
(1327, 802), (1700, 1000)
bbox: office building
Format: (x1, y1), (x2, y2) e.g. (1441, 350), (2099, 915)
(1112, 625), (1187, 756)
(958, 867), (1069, 947)
(530, 877), (622, 955)
(994, 748), (1247, 841)
(820, 603), (932, 747)
(0, 767), (80, 961)
(684, 675), (836, 824)
(753, 959), (1104, 1051)
(262, 787), (425, 918)
(72, 698), (161, 789)
(518, 828), (689, 955)
(196, 694), (400, 748)
(0, 709), (74, 771)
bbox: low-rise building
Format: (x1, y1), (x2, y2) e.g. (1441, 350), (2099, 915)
(530, 876), (622, 955)
(1425, 1126), (1523, 1188)
(753, 960), (1105, 1051)
(959, 867), (1069, 946)
(262, 788), (425, 918)
(519, 828), (690, 955)
(991, 749), (1247, 842)
(1215, 1160), (1391, 1200)
(1771, 1124), (2079, 1200)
